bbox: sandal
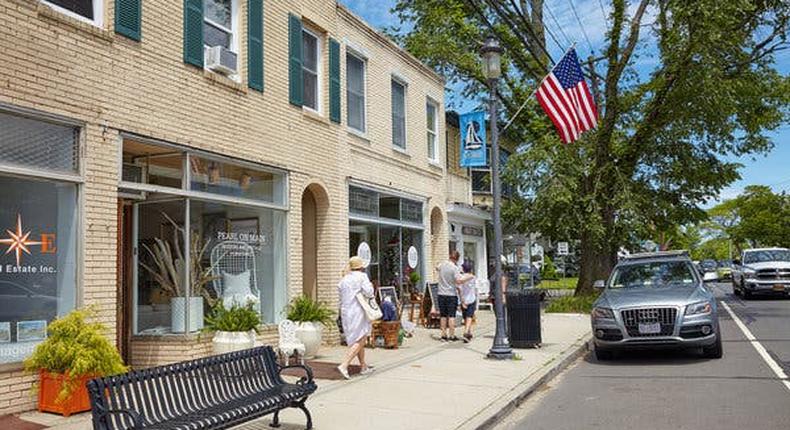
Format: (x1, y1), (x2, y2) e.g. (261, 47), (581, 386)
(337, 365), (351, 380)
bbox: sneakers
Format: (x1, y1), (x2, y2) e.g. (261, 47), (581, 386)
(462, 333), (473, 343)
(360, 366), (375, 375)
(337, 365), (351, 380)
(449, 336), (459, 342)
(440, 335), (449, 342)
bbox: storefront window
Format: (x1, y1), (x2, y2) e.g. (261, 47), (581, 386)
(0, 111), (79, 175)
(125, 139), (288, 335)
(0, 176), (78, 364)
(122, 140), (184, 189)
(348, 185), (425, 300)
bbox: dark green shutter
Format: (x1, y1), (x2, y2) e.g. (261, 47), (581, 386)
(183, 0), (204, 67)
(115, 0), (141, 41)
(329, 38), (341, 123)
(288, 13), (303, 106)
(248, 0), (264, 92)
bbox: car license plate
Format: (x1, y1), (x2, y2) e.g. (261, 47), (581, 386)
(774, 284), (785, 292)
(638, 323), (661, 334)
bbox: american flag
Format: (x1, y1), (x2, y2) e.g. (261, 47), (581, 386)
(535, 49), (598, 144)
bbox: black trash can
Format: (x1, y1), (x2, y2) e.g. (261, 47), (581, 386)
(506, 290), (542, 348)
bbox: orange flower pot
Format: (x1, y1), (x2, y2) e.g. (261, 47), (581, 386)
(38, 370), (93, 417)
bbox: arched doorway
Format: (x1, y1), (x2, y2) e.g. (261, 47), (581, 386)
(301, 183), (329, 300)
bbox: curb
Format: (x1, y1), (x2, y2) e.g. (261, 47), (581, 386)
(458, 334), (593, 430)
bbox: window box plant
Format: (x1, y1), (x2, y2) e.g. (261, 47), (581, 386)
(285, 295), (334, 358)
(204, 302), (261, 354)
(24, 308), (127, 417)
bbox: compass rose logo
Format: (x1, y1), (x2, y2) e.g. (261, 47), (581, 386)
(0, 214), (52, 266)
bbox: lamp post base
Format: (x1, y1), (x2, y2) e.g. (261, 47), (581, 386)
(487, 346), (514, 360)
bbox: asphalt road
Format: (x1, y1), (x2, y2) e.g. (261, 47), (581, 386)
(495, 282), (790, 430)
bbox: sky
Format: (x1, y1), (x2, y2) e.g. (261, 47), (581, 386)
(340, 0), (790, 206)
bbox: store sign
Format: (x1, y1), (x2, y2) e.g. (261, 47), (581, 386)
(357, 242), (372, 268)
(407, 246), (419, 269)
(462, 225), (483, 237)
(557, 242), (569, 256)
(0, 214), (57, 272)
(459, 111), (487, 167)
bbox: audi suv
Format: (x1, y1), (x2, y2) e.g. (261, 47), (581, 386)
(590, 251), (722, 360)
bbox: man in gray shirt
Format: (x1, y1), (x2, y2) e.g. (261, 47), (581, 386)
(436, 251), (474, 341)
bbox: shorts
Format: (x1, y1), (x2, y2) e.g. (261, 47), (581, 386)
(462, 301), (476, 319)
(437, 295), (458, 318)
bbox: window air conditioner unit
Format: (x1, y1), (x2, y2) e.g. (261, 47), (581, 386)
(206, 46), (238, 75)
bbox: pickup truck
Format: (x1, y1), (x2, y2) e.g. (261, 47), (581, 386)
(731, 247), (790, 298)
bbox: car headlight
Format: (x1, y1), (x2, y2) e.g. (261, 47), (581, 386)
(743, 268), (757, 279)
(685, 301), (712, 316)
(592, 307), (615, 320)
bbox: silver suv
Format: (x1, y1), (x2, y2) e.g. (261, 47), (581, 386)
(591, 251), (722, 360)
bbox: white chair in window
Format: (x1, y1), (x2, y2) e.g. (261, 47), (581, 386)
(210, 241), (260, 308)
(277, 319), (305, 366)
(476, 279), (492, 310)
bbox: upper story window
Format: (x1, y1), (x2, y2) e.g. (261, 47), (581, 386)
(203, 0), (238, 75)
(426, 100), (438, 162)
(391, 79), (406, 149)
(346, 53), (366, 133)
(302, 28), (321, 112)
(43, 0), (103, 26)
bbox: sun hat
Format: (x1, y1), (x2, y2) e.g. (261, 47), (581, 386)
(348, 256), (366, 271)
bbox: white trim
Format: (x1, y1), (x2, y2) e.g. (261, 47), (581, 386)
(301, 27), (322, 114)
(346, 50), (367, 134)
(426, 98), (439, 163)
(343, 38), (371, 60)
(349, 213), (424, 230)
(41, 0), (103, 27)
(0, 163), (83, 184)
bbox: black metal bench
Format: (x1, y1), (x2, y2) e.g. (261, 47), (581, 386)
(86, 346), (316, 430)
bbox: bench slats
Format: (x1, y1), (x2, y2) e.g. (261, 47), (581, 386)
(87, 346), (316, 430)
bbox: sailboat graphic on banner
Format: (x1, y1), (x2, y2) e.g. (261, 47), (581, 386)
(459, 111), (487, 167)
(464, 121), (483, 150)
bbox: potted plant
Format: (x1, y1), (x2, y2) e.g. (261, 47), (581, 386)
(285, 295), (334, 359)
(140, 213), (217, 333)
(24, 308), (127, 417)
(204, 302), (261, 354)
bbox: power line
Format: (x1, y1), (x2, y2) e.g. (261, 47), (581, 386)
(566, 0), (595, 55)
(597, 0), (609, 29)
(545, 2), (573, 47)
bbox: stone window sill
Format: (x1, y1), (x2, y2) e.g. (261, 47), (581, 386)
(203, 70), (248, 94)
(303, 108), (331, 126)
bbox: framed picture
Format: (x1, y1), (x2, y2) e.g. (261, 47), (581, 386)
(228, 217), (267, 247)
(0, 322), (10, 343)
(17, 320), (47, 342)
(378, 286), (399, 308)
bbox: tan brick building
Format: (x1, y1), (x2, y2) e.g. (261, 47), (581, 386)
(0, 0), (470, 414)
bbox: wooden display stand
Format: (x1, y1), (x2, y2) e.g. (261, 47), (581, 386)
(420, 282), (440, 328)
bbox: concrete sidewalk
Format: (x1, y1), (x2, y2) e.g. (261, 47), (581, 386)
(21, 310), (591, 430)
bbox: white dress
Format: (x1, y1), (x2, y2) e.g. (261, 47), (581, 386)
(338, 271), (375, 345)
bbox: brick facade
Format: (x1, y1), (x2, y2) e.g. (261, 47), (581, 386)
(0, 0), (469, 414)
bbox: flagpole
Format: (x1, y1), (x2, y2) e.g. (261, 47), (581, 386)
(502, 42), (576, 132)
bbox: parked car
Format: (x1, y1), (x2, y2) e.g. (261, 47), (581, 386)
(699, 259), (719, 282)
(514, 263), (541, 287)
(731, 248), (790, 298)
(590, 251), (722, 360)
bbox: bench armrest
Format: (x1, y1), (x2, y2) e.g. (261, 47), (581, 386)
(278, 364), (315, 386)
(96, 409), (145, 429)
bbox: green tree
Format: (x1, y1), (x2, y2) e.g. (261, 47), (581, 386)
(393, 0), (789, 294)
(707, 185), (790, 249)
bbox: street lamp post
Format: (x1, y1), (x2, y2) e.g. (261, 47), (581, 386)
(481, 36), (513, 360)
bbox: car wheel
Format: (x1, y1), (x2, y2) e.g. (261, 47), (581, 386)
(702, 334), (723, 359)
(733, 281), (741, 296)
(742, 282), (751, 299)
(594, 348), (614, 361)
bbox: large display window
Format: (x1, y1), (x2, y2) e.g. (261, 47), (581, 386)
(121, 138), (288, 335)
(0, 110), (80, 364)
(348, 185), (425, 301)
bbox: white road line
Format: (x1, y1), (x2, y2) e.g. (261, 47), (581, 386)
(719, 300), (790, 393)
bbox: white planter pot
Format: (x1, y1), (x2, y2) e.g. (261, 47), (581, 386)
(170, 297), (204, 333)
(294, 322), (323, 359)
(212, 330), (256, 355)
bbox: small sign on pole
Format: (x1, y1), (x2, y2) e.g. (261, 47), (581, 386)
(557, 242), (569, 256)
(459, 111), (487, 167)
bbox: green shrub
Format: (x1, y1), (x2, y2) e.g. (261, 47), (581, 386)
(285, 295), (335, 327)
(204, 302), (261, 333)
(24, 308), (127, 401)
(545, 293), (600, 314)
(542, 256), (559, 280)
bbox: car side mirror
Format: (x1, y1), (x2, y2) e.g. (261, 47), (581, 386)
(593, 280), (606, 289)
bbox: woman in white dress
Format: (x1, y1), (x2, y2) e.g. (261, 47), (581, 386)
(337, 256), (375, 379)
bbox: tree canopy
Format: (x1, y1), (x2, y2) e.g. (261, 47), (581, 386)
(393, 0), (790, 294)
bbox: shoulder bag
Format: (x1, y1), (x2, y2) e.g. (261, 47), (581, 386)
(356, 292), (383, 321)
